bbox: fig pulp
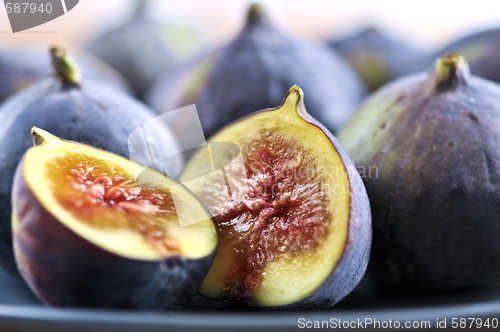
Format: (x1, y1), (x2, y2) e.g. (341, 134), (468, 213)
(338, 54), (500, 289)
(0, 46), (182, 274)
(0, 48), (130, 104)
(12, 128), (218, 309)
(180, 86), (371, 309)
(329, 27), (428, 91)
(147, 4), (366, 146)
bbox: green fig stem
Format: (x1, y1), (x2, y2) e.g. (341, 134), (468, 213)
(31, 127), (46, 147)
(245, 3), (267, 28)
(280, 85), (305, 116)
(31, 127), (59, 147)
(432, 53), (470, 92)
(134, 0), (148, 17)
(286, 85), (304, 104)
(50, 46), (80, 88)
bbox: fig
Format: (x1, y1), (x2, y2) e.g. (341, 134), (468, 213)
(146, 4), (366, 145)
(179, 86), (371, 309)
(329, 27), (428, 91)
(0, 48), (131, 104)
(87, 0), (203, 97)
(12, 128), (217, 309)
(0, 46), (182, 274)
(428, 27), (500, 85)
(338, 54), (500, 289)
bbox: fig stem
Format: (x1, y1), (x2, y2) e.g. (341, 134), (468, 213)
(433, 53), (470, 91)
(245, 3), (267, 28)
(286, 85), (304, 105)
(134, 0), (148, 17)
(280, 85), (305, 116)
(50, 46), (81, 87)
(31, 127), (46, 147)
(31, 127), (59, 147)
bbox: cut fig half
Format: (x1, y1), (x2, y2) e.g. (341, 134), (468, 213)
(180, 86), (371, 309)
(12, 128), (218, 309)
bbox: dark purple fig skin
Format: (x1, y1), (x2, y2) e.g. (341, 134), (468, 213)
(329, 27), (428, 91)
(146, 4), (366, 141)
(12, 154), (215, 310)
(0, 50), (182, 275)
(183, 86), (372, 310)
(0, 48), (131, 104)
(338, 54), (500, 289)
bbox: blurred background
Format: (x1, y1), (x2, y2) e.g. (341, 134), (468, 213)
(1, 0), (500, 50)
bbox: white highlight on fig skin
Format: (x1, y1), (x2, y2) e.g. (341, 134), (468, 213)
(128, 105), (248, 227)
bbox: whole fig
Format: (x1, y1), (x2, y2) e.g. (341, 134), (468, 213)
(147, 3), (366, 146)
(339, 54), (500, 289)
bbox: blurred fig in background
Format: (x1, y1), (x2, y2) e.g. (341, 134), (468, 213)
(0, 48), (131, 104)
(87, 0), (204, 98)
(329, 27), (429, 92)
(0, 46), (183, 275)
(338, 54), (500, 289)
(428, 27), (500, 85)
(146, 3), (366, 146)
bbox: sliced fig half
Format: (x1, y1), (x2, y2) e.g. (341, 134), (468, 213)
(12, 128), (218, 309)
(179, 86), (371, 309)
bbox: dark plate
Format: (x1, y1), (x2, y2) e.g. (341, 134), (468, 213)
(0, 266), (499, 332)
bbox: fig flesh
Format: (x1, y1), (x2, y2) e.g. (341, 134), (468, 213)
(179, 86), (371, 309)
(12, 128), (218, 309)
(338, 54), (500, 289)
(329, 27), (428, 91)
(147, 4), (366, 144)
(0, 47), (182, 274)
(0, 48), (131, 104)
